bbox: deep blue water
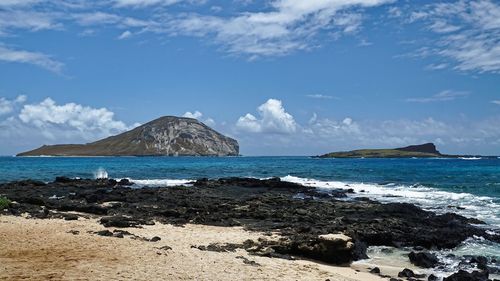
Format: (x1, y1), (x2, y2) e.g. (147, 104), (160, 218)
(1, 156), (499, 225)
(0, 156), (499, 198)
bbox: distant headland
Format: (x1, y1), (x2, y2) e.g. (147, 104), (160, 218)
(317, 143), (496, 159)
(17, 116), (239, 157)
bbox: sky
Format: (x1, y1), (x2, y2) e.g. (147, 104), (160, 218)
(0, 0), (499, 156)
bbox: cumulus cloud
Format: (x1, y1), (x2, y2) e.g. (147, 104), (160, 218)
(182, 110), (216, 127)
(18, 98), (131, 137)
(236, 99), (297, 134)
(0, 45), (64, 73)
(183, 110), (203, 119)
(0, 96), (137, 154)
(0, 95), (26, 115)
(233, 98), (500, 155)
(406, 90), (469, 103)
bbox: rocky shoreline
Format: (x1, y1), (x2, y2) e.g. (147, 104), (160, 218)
(1, 177), (499, 280)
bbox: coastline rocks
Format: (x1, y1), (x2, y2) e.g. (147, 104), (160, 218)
(428, 274), (438, 281)
(293, 233), (354, 264)
(443, 270), (489, 281)
(397, 268), (425, 279)
(1, 177), (499, 269)
(193, 177), (310, 191)
(100, 216), (153, 228)
(409, 251), (439, 268)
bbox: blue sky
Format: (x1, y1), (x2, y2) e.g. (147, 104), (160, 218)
(0, 0), (499, 155)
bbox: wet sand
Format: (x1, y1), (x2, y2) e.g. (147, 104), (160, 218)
(0, 215), (384, 281)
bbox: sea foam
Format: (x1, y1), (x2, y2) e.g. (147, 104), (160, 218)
(281, 175), (500, 229)
(93, 168), (108, 179)
(127, 179), (193, 188)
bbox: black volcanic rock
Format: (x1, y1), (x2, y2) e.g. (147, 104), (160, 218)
(17, 116), (239, 156)
(2, 177), (499, 267)
(443, 270), (489, 281)
(409, 251), (439, 268)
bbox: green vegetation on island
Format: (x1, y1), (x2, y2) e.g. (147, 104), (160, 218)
(318, 143), (443, 158)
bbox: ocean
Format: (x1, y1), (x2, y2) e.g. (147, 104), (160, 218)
(1, 156), (499, 277)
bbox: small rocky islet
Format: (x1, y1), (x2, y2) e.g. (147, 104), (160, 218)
(1, 177), (499, 280)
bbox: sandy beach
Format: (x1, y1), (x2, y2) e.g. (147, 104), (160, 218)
(0, 215), (383, 281)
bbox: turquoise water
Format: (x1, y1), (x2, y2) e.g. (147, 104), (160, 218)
(1, 156), (499, 225)
(1, 156), (499, 197)
(0, 156), (499, 274)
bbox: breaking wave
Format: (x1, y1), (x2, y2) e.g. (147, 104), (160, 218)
(281, 175), (500, 228)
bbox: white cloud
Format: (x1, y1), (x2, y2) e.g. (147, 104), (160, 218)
(425, 63), (448, 70)
(204, 118), (215, 127)
(118, 30), (133, 39)
(0, 95), (28, 115)
(0, 96), (137, 154)
(492, 100), (500, 105)
(182, 110), (216, 127)
(404, 0), (500, 73)
(306, 94), (335, 99)
(18, 98), (130, 137)
(164, 0), (394, 57)
(406, 90), (469, 103)
(0, 96), (23, 115)
(233, 99), (500, 155)
(0, 45), (64, 73)
(236, 99), (297, 134)
(73, 12), (122, 26)
(183, 110), (203, 119)
(0, 10), (60, 33)
(113, 0), (182, 8)
(0, 0), (40, 7)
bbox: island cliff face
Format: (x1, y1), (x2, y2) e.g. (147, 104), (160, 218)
(18, 116), (239, 156)
(318, 143), (443, 158)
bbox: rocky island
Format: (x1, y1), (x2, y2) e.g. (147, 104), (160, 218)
(318, 143), (494, 159)
(17, 116), (239, 157)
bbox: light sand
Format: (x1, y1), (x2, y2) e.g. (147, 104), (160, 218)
(0, 215), (384, 281)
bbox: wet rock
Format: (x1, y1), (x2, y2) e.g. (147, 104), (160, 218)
(55, 177), (73, 183)
(428, 274), (438, 281)
(469, 256), (488, 270)
(443, 270), (489, 281)
(193, 177), (311, 191)
(118, 179), (132, 186)
(409, 251), (439, 268)
(398, 268), (425, 279)
(369, 267), (381, 274)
